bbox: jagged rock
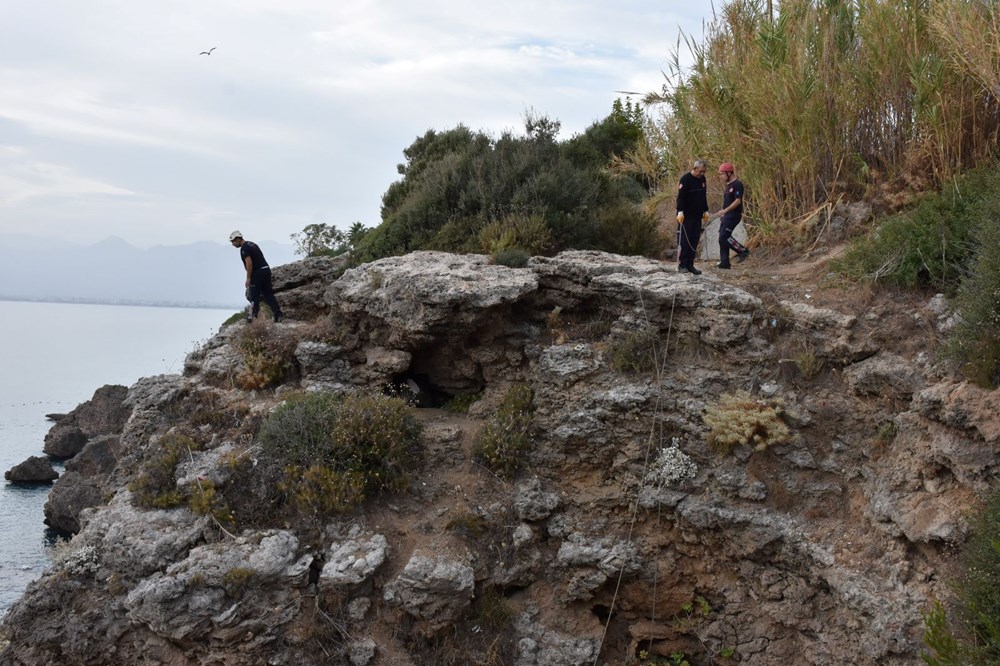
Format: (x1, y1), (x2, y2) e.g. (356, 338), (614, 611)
(64, 434), (121, 478)
(45, 412), (67, 421)
(780, 300), (877, 362)
(125, 530), (300, 640)
(555, 533), (642, 600)
(537, 344), (602, 382)
(42, 425), (88, 459)
(4, 455), (58, 483)
(272, 254), (348, 320)
(43, 385), (130, 458)
(365, 347), (411, 373)
(844, 352), (924, 397)
(295, 340), (351, 389)
(124, 374), (187, 412)
(382, 550), (475, 632)
(913, 380), (1000, 444)
(327, 251), (539, 345)
(43, 471), (104, 533)
(515, 605), (601, 666)
(319, 531), (389, 589)
(175, 443), (236, 488)
(75, 493), (211, 577)
(347, 638), (377, 666)
(514, 478), (561, 521)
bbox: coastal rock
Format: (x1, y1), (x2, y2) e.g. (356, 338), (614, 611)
(43, 471), (104, 533)
(43, 384), (131, 458)
(844, 352), (924, 397)
(272, 254), (348, 320)
(319, 531), (389, 589)
(4, 455), (58, 483)
(514, 478), (561, 521)
(64, 434), (121, 478)
(382, 550), (475, 632)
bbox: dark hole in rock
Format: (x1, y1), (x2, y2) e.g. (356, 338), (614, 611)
(387, 372), (452, 408)
(592, 604), (613, 623)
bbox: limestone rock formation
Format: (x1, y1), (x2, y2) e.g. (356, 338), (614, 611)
(1, 249), (993, 666)
(4, 455), (58, 483)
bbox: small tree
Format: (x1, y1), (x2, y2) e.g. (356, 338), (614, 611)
(291, 222), (369, 257)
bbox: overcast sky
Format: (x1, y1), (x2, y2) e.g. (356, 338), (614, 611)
(0, 1), (711, 249)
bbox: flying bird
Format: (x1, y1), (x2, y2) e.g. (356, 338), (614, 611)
(199, 47), (216, 55)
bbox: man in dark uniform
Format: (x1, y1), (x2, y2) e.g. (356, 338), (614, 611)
(676, 159), (710, 275)
(229, 230), (284, 323)
(712, 162), (750, 269)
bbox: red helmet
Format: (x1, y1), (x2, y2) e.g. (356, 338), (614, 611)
(718, 162), (734, 174)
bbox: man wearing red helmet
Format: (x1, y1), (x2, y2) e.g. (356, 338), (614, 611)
(712, 162), (750, 269)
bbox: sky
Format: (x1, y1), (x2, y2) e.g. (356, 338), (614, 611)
(0, 1), (712, 249)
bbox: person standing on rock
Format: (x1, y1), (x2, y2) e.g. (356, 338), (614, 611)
(676, 159), (710, 275)
(229, 230), (283, 323)
(711, 162), (750, 269)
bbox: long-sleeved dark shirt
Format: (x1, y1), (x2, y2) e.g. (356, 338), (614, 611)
(676, 172), (709, 218)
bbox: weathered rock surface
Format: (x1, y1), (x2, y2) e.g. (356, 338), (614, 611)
(2, 249), (993, 666)
(4, 455), (58, 483)
(383, 550), (476, 632)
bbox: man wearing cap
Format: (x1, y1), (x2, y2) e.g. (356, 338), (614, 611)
(229, 230), (284, 323)
(711, 162), (750, 269)
(676, 159), (710, 275)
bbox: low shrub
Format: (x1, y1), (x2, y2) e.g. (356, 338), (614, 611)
(645, 440), (698, 488)
(594, 204), (666, 258)
(257, 392), (423, 516)
(221, 567), (255, 597)
(922, 484), (1000, 664)
(473, 384), (534, 479)
(478, 212), (552, 256)
(129, 433), (200, 509)
(492, 247), (530, 268)
(443, 392), (482, 414)
(703, 391), (791, 454)
(235, 320), (298, 390)
(833, 168), (999, 292)
(609, 327), (662, 374)
(946, 192), (1000, 388)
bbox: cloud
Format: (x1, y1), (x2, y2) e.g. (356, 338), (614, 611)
(0, 146), (135, 206)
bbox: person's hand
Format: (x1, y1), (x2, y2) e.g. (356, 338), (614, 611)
(702, 211), (710, 222)
(676, 212), (685, 224)
(245, 278), (250, 288)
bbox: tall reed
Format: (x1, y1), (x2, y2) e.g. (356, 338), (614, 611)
(645, 0), (1000, 247)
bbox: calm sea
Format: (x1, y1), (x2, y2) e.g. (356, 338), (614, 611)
(0, 300), (235, 615)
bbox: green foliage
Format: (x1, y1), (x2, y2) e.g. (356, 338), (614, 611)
(833, 170), (1000, 291)
(492, 248), (530, 268)
(595, 204), (666, 258)
(473, 384), (534, 479)
(946, 187), (1000, 388)
(221, 567), (254, 597)
(129, 433), (200, 509)
(235, 320), (298, 390)
(442, 391), (482, 414)
(922, 484), (1000, 664)
(257, 392), (423, 516)
(876, 420), (899, 444)
(648, 0), (999, 245)
(609, 327), (662, 374)
(478, 212), (552, 256)
(704, 391), (791, 454)
(291, 222), (370, 257)
(353, 103), (655, 263)
(221, 311), (247, 328)
(793, 347), (825, 380)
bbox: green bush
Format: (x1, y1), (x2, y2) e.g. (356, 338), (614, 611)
(609, 327), (662, 373)
(478, 212), (552, 256)
(922, 484), (1000, 664)
(703, 391), (791, 454)
(833, 169), (999, 292)
(473, 384), (534, 479)
(595, 204), (666, 258)
(257, 392), (423, 515)
(492, 247), (530, 268)
(235, 321), (298, 390)
(129, 433), (200, 509)
(946, 191), (1000, 388)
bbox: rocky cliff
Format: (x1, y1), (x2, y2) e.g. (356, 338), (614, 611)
(2, 250), (996, 665)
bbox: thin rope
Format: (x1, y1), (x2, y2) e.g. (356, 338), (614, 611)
(592, 289), (678, 664)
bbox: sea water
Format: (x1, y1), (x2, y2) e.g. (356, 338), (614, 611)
(0, 300), (235, 615)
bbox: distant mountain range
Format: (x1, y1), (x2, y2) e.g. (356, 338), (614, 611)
(0, 235), (298, 308)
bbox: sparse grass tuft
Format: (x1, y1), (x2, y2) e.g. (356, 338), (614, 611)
(128, 433), (201, 509)
(235, 320), (298, 390)
(473, 384), (534, 479)
(609, 327), (662, 373)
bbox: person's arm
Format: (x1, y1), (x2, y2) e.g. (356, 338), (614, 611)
(676, 176), (687, 223)
(244, 255), (253, 287)
(714, 195), (742, 219)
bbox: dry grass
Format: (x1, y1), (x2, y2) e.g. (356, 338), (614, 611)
(643, 0), (1000, 249)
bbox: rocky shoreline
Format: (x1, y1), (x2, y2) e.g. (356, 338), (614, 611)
(2, 250), (995, 665)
